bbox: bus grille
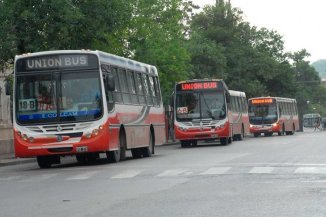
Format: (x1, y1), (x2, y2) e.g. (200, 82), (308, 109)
(26, 122), (93, 133)
(182, 120), (219, 127)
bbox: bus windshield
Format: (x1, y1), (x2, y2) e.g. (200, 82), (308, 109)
(303, 114), (321, 128)
(15, 70), (103, 124)
(176, 91), (226, 121)
(248, 103), (278, 125)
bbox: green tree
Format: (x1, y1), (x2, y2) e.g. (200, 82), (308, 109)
(0, 0), (132, 67)
(128, 0), (194, 103)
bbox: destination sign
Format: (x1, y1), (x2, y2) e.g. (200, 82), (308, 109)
(26, 55), (88, 70)
(16, 54), (99, 72)
(177, 81), (219, 91)
(251, 98), (274, 104)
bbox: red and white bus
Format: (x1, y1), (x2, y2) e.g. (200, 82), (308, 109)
(248, 97), (299, 137)
(11, 50), (166, 168)
(171, 79), (249, 147)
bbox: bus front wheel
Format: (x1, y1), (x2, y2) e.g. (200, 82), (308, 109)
(220, 137), (229, 145)
(107, 132), (126, 163)
(37, 155), (60, 169)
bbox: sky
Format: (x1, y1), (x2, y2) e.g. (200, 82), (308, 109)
(191, 0), (326, 63)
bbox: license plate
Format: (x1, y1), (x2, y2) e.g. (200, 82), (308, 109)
(211, 134), (218, 138)
(76, 146), (88, 152)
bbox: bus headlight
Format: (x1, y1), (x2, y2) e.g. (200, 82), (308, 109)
(22, 134), (28, 141)
(92, 129), (99, 136)
(272, 123), (278, 127)
(85, 133), (92, 138)
(28, 137), (34, 143)
(216, 124), (225, 129)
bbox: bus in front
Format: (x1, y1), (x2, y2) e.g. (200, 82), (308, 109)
(12, 50), (166, 168)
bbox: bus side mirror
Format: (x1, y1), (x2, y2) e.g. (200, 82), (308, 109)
(5, 81), (11, 95)
(226, 92), (230, 103)
(105, 73), (115, 91)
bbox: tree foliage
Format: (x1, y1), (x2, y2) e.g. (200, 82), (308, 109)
(0, 0), (326, 115)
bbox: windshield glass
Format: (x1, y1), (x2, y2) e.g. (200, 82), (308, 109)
(175, 91), (226, 121)
(15, 70), (103, 124)
(303, 117), (320, 127)
(248, 103), (278, 124)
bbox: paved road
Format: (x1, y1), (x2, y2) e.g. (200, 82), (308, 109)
(1, 131), (326, 217)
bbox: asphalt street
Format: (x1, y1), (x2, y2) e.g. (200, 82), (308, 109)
(1, 131), (326, 217)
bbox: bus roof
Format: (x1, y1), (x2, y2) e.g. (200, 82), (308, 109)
(248, 96), (297, 103)
(229, 90), (246, 97)
(303, 113), (321, 118)
(176, 78), (223, 84)
(15, 50), (158, 76)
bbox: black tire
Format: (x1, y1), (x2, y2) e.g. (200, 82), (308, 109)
(181, 140), (190, 148)
(131, 148), (142, 159)
(290, 124), (295, 135)
(37, 156), (52, 169)
(278, 125), (285, 136)
(107, 131), (127, 163)
(220, 137), (228, 145)
(76, 154), (88, 164)
(191, 140), (198, 147)
(254, 133), (259, 137)
(143, 131), (154, 157)
(238, 126), (244, 141)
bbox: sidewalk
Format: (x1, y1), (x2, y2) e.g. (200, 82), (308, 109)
(0, 154), (35, 167)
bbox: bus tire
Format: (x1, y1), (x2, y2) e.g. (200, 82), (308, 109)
(238, 126), (244, 141)
(37, 155), (60, 169)
(290, 124), (295, 135)
(254, 133), (259, 137)
(181, 140), (190, 148)
(143, 131), (154, 157)
(107, 131), (126, 163)
(76, 154), (88, 164)
(131, 148), (142, 159)
(278, 125), (285, 136)
(220, 137), (228, 145)
(191, 140), (198, 147)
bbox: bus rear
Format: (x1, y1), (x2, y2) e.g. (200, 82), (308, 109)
(173, 79), (232, 146)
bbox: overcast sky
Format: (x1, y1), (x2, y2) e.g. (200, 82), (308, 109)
(192, 0), (326, 63)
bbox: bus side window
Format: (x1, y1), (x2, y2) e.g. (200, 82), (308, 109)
(126, 70), (138, 105)
(153, 77), (161, 106)
(101, 64), (114, 111)
(118, 68), (131, 104)
(135, 73), (146, 105)
(142, 74), (153, 106)
(112, 67), (123, 104)
(148, 76), (157, 106)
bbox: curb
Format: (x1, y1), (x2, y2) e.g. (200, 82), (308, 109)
(0, 158), (36, 167)
(161, 141), (180, 146)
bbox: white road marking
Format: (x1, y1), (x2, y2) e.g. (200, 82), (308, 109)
(295, 167), (326, 174)
(200, 167), (231, 175)
(66, 171), (99, 180)
(249, 167), (275, 174)
(157, 169), (188, 177)
(111, 170), (144, 179)
(0, 176), (23, 181)
(20, 174), (58, 182)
